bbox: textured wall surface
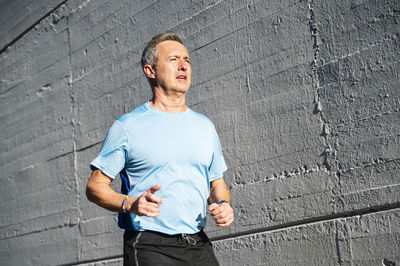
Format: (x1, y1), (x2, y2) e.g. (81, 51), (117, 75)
(0, 0), (399, 265)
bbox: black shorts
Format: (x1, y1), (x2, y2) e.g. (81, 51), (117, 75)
(123, 229), (220, 266)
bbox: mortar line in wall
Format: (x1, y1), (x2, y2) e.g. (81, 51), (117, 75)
(334, 222), (344, 265)
(210, 203), (400, 242)
(192, 42), (309, 89)
(58, 255), (123, 266)
(168, 0), (225, 31)
(189, 0), (305, 54)
(16, 140), (102, 166)
(0, 0), (69, 54)
(337, 157), (400, 175)
(320, 34), (399, 68)
(66, 15), (77, 202)
(307, 0), (336, 173)
(65, 13), (82, 263)
(48, 140), (103, 159)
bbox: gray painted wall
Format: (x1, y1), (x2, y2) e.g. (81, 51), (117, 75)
(0, 0), (399, 265)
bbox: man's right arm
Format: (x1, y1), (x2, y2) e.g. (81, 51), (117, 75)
(86, 169), (162, 216)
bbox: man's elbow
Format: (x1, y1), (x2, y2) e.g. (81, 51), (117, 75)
(86, 182), (97, 203)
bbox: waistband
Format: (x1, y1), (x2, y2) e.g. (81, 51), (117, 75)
(124, 229), (209, 246)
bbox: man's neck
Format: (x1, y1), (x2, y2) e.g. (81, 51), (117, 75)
(149, 89), (187, 113)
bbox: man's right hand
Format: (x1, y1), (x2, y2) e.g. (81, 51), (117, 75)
(126, 184), (163, 217)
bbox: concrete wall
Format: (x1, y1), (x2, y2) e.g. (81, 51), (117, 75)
(0, 0), (399, 265)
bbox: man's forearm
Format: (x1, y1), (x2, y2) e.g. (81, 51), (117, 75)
(86, 169), (162, 217)
(86, 169), (132, 213)
(87, 182), (128, 212)
(208, 178), (231, 204)
(208, 177), (234, 227)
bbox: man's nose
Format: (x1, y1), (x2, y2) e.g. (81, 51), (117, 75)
(178, 60), (188, 71)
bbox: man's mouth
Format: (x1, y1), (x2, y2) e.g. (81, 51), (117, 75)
(176, 75), (186, 80)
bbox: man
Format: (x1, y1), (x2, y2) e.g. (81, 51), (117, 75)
(86, 32), (234, 266)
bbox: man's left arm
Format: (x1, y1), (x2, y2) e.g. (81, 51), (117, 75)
(208, 178), (234, 227)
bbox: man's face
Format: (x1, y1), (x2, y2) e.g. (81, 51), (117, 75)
(151, 40), (191, 93)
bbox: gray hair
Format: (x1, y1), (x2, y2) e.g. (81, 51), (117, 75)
(141, 32), (184, 70)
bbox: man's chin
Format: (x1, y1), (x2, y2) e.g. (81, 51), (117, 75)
(171, 86), (190, 94)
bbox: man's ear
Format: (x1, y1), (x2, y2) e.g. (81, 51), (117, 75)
(144, 65), (156, 79)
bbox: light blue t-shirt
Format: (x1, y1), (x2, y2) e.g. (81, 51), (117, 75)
(90, 102), (227, 234)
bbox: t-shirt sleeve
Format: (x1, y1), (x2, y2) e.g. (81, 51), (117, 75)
(208, 123), (228, 181)
(90, 120), (127, 179)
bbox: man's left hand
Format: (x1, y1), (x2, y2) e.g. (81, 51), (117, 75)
(208, 202), (234, 227)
